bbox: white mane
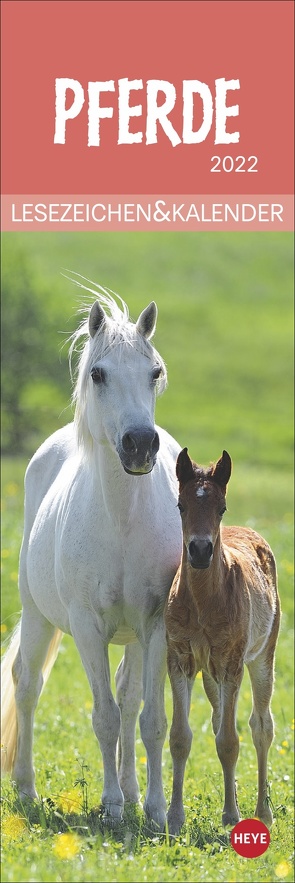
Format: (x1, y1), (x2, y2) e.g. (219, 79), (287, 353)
(65, 273), (167, 452)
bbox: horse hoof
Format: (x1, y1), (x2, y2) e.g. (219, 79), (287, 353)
(101, 803), (124, 825)
(144, 805), (167, 833)
(222, 810), (240, 827)
(256, 806), (273, 827)
(167, 809), (185, 836)
(16, 786), (38, 801)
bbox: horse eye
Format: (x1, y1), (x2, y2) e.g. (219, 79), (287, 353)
(91, 366), (105, 384)
(152, 365), (162, 382)
(219, 506), (227, 517)
(177, 501), (185, 514)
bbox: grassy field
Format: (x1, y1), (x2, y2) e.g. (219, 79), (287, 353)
(1, 232), (294, 882)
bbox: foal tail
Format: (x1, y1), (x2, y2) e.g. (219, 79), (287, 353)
(1, 621), (63, 775)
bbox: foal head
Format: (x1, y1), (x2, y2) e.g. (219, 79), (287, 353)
(176, 448), (232, 569)
(70, 284), (167, 474)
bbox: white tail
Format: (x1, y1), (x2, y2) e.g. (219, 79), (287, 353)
(1, 622), (63, 774)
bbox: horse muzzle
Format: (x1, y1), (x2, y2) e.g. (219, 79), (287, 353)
(118, 428), (160, 475)
(187, 538), (213, 569)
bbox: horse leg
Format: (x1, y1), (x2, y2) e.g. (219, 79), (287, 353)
(247, 647), (276, 826)
(216, 676), (242, 826)
(69, 608), (124, 821)
(202, 670), (221, 735)
(115, 642), (142, 803)
(12, 603), (56, 799)
(139, 621), (168, 830)
(166, 648), (194, 835)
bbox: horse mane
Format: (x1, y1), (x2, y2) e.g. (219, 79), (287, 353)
(64, 272), (167, 453)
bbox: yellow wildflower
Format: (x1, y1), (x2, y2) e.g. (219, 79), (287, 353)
(2, 815), (27, 841)
(281, 560), (294, 576)
(58, 788), (82, 814)
(52, 832), (81, 859)
(275, 861), (292, 878)
(5, 482), (19, 496)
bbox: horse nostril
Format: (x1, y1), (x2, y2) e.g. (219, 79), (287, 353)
(188, 540), (197, 559)
(152, 431), (160, 455)
(207, 541), (213, 558)
(122, 432), (137, 454)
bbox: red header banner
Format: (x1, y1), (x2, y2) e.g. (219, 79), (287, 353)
(1, 0), (294, 229)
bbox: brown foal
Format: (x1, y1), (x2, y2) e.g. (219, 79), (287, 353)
(165, 448), (280, 834)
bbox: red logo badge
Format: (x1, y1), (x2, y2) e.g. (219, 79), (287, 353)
(231, 818), (270, 858)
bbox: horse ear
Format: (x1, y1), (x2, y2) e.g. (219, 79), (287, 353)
(176, 448), (195, 487)
(211, 450), (232, 489)
(89, 301), (107, 338)
(136, 302), (158, 339)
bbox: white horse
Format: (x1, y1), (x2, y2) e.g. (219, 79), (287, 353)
(1, 283), (182, 829)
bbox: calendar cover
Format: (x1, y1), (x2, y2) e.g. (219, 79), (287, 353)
(1, 3), (294, 882)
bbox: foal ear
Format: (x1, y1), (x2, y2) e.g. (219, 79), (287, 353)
(136, 302), (158, 339)
(89, 301), (107, 338)
(176, 448), (195, 487)
(211, 450), (232, 489)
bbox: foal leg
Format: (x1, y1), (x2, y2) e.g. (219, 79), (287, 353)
(115, 642), (142, 803)
(12, 604), (56, 799)
(247, 649), (276, 826)
(139, 620), (168, 830)
(216, 676), (243, 826)
(167, 648), (194, 835)
(202, 670), (221, 735)
(69, 607), (124, 822)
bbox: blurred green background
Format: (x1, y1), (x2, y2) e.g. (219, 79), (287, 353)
(1, 231), (293, 465)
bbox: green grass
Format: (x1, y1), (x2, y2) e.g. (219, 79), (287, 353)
(1, 232), (294, 881)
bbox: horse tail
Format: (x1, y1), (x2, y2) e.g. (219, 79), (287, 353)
(1, 622), (63, 774)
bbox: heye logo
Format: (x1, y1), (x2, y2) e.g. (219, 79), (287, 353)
(231, 819), (270, 858)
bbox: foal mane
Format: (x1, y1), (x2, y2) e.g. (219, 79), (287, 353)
(64, 272), (167, 453)
(192, 464), (215, 484)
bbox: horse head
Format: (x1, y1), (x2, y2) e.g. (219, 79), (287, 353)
(72, 291), (167, 475)
(176, 448), (232, 568)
